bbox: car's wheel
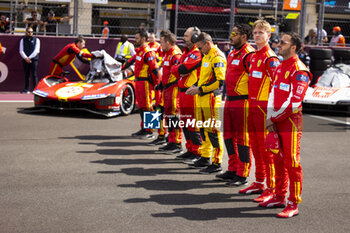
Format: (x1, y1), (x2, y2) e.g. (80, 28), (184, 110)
(120, 84), (135, 115)
(334, 59), (350, 65)
(309, 48), (332, 59)
(333, 48), (350, 61)
(310, 59), (332, 71)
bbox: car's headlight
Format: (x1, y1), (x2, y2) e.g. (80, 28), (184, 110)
(33, 89), (48, 97)
(81, 93), (108, 100)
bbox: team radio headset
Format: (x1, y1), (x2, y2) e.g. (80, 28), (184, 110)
(191, 26), (200, 43)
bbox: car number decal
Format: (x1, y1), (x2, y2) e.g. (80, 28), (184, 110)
(56, 86), (84, 99)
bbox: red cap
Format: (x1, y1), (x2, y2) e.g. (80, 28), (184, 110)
(265, 132), (281, 155)
(333, 26), (341, 32)
(104, 21), (108, 25)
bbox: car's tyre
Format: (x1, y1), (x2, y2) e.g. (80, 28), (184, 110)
(333, 48), (350, 61)
(334, 59), (350, 65)
(309, 48), (332, 59)
(310, 70), (325, 86)
(310, 59), (332, 71)
(120, 84), (135, 115)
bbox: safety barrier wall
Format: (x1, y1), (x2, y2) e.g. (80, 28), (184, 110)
(1, 34), (349, 92)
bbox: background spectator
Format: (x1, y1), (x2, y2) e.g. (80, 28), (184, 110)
(19, 27), (40, 93)
(44, 10), (73, 35)
(0, 15), (10, 33)
(315, 27), (328, 44)
(304, 29), (317, 45)
(101, 20), (109, 38)
(114, 34), (135, 64)
(23, 11), (43, 34)
(329, 26), (345, 47)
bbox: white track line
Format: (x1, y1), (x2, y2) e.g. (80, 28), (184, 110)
(305, 114), (350, 125)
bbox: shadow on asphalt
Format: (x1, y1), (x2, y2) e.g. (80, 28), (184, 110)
(60, 135), (133, 140)
(84, 148), (158, 156)
(118, 179), (223, 191)
(151, 207), (277, 220)
(79, 141), (147, 147)
(124, 193), (253, 205)
(17, 107), (109, 119)
(90, 158), (179, 165)
(98, 167), (201, 176)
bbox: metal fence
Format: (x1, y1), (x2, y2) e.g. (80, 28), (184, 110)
(1, 0), (349, 46)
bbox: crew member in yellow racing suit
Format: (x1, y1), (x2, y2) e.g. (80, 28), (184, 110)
(186, 32), (226, 174)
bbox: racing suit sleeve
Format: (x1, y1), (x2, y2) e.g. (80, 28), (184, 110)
(68, 45), (93, 59)
(199, 55), (226, 95)
(171, 54), (181, 66)
(122, 54), (136, 70)
(268, 71), (310, 123)
(243, 52), (254, 72)
(171, 51), (202, 79)
(266, 57), (280, 82)
(145, 51), (161, 85)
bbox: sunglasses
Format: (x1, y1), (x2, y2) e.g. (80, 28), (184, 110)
(279, 39), (289, 45)
(231, 31), (240, 37)
(27, 31), (34, 33)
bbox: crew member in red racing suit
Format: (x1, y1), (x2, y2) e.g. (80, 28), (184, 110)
(171, 27), (202, 161)
(218, 24), (255, 186)
(122, 29), (161, 139)
(148, 32), (165, 140)
(49, 36), (93, 76)
(261, 32), (311, 218)
(239, 20), (280, 203)
(153, 30), (183, 153)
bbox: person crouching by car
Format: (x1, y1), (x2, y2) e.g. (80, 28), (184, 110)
(49, 36), (94, 76)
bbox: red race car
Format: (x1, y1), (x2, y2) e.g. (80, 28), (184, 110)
(33, 50), (136, 117)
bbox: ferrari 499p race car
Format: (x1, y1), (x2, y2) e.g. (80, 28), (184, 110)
(33, 50), (135, 117)
(303, 64), (350, 114)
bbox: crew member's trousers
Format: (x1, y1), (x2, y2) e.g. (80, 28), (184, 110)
(274, 111), (303, 204)
(178, 89), (201, 155)
(197, 93), (224, 164)
(49, 61), (63, 76)
(163, 85), (182, 144)
(223, 98), (251, 177)
(248, 100), (275, 188)
(135, 79), (154, 133)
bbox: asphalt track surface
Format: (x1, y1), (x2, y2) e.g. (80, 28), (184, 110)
(0, 95), (349, 233)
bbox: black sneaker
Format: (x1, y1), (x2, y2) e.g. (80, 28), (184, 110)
(188, 157), (210, 168)
(139, 131), (155, 140)
(175, 151), (194, 160)
(225, 176), (248, 187)
(20, 89), (30, 94)
(199, 164), (222, 174)
(158, 143), (174, 151)
(215, 171), (237, 181)
(183, 154), (200, 165)
(131, 129), (145, 137)
(147, 136), (167, 146)
(165, 143), (183, 154)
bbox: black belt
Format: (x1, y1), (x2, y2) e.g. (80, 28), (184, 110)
(163, 80), (178, 89)
(135, 77), (150, 82)
(178, 87), (189, 92)
(227, 95), (248, 101)
(200, 89), (221, 97)
(52, 60), (63, 68)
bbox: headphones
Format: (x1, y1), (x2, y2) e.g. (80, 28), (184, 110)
(191, 26), (200, 44)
